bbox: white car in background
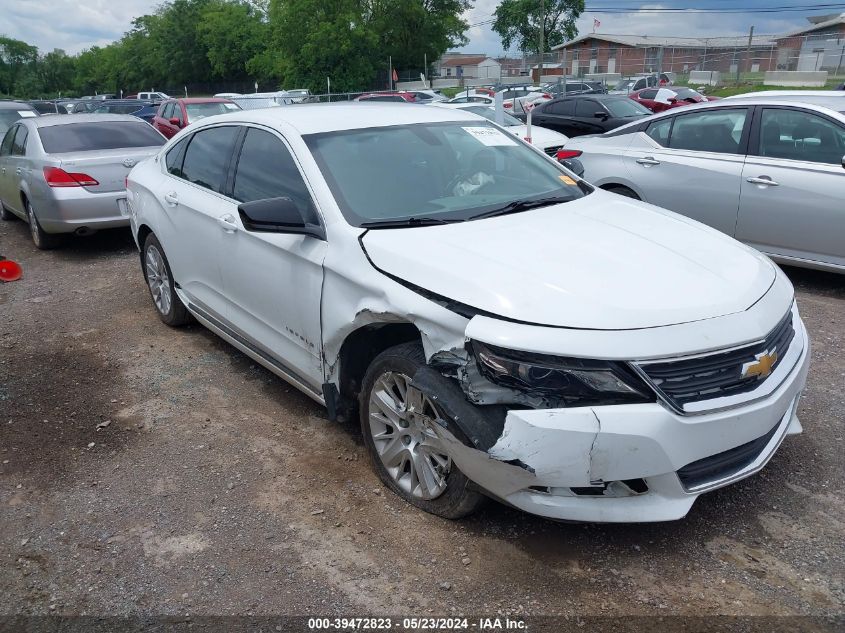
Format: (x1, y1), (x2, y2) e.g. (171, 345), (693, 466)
(725, 90), (845, 113)
(126, 103), (809, 523)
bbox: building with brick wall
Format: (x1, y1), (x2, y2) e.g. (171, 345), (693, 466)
(775, 13), (845, 71)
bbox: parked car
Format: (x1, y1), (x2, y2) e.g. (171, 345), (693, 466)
(132, 91), (170, 101)
(629, 87), (711, 113)
(0, 114), (165, 248)
(725, 90), (845, 113)
(447, 94), (495, 105)
(0, 101), (39, 138)
(354, 92), (416, 102)
(659, 72), (677, 86)
(126, 103), (808, 523)
(544, 81), (607, 97)
(230, 92), (292, 110)
(153, 98), (241, 138)
(28, 100), (69, 115)
(213, 92), (242, 99)
(610, 75), (658, 95)
(564, 99), (845, 273)
(408, 90), (447, 103)
(281, 88), (312, 103)
(529, 95), (652, 137)
(93, 99), (160, 124)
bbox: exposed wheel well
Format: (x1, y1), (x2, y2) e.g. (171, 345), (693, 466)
(137, 224), (153, 272)
(334, 322), (422, 421)
(600, 184), (641, 200)
(19, 191), (28, 209)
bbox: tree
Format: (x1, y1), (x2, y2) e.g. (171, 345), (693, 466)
(0, 37), (39, 96)
(198, 0), (268, 80)
(492, 0), (583, 55)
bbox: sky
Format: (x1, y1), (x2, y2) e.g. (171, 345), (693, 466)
(0, 0), (839, 56)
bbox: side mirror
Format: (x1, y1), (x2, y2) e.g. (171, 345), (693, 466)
(559, 158), (585, 177)
(842, 155), (845, 169)
(594, 111), (608, 119)
(169, 117), (181, 127)
(237, 197), (325, 240)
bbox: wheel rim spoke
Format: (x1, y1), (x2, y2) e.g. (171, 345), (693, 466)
(368, 371), (452, 501)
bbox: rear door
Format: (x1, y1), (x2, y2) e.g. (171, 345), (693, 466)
(215, 126), (327, 392)
(4, 125), (31, 215)
(0, 125), (19, 209)
(157, 125), (241, 320)
(623, 107), (751, 235)
(737, 105), (845, 268)
(533, 99), (578, 135)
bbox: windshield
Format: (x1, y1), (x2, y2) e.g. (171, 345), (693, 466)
(185, 102), (240, 122)
(305, 121), (587, 227)
(460, 106), (523, 126)
(605, 99), (651, 117)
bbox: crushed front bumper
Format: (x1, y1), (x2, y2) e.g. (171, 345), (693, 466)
(429, 316), (810, 523)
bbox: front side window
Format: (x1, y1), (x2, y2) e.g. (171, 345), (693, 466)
(574, 100), (600, 117)
(0, 125), (17, 155)
(233, 128), (316, 222)
(11, 125), (28, 156)
(604, 99), (650, 118)
(180, 126), (239, 193)
(758, 108), (845, 165)
(668, 109), (748, 154)
(305, 121), (587, 227)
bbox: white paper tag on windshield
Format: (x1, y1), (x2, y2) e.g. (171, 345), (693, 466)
(462, 126), (517, 147)
(224, 103), (239, 110)
(18, 111), (37, 117)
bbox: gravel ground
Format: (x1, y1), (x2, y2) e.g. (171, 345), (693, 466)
(1, 221), (843, 624)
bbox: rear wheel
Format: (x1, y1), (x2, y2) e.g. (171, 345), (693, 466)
(142, 234), (191, 326)
(603, 185), (640, 200)
(359, 342), (485, 519)
(26, 200), (63, 250)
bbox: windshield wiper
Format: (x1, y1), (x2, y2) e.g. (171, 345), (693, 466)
(469, 196), (572, 221)
(360, 217), (453, 229)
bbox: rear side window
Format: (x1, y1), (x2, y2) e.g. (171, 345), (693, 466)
(180, 126), (239, 194)
(12, 126), (28, 155)
(0, 126), (16, 155)
(669, 109), (747, 154)
(639, 89), (658, 100)
(38, 122), (165, 153)
(758, 107), (845, 165)
(165, 136), (190, 177)
(546, 100), (575, 115)
(233, 128), (316, 221)
(646, 117), (672, 146)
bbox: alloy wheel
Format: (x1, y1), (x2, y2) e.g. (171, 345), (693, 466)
(368, 371), (451, 500)
(145, 244), (172, 315)
(27, 203), (41, 247)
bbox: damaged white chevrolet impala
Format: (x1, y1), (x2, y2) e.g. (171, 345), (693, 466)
(126, 103), (810, 522)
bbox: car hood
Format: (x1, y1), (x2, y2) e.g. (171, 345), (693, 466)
(361, 193), (777, 330)
(506, 124), (568, 149)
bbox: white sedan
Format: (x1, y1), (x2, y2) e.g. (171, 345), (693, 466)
(126, 103), (809, 523)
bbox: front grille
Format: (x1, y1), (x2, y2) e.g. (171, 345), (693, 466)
(543, 145), (563, 156)
(677, 422), (780, 490)
(638, 310), (795, 410)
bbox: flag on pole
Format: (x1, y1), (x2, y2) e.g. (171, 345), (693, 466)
(593, 18), (601, 31)
(392, 68), (399, 82)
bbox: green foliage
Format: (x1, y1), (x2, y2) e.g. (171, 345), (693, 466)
(493, 0), (583, 54)
(0, 0), (472, 98)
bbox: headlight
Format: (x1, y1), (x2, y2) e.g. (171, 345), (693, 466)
(471, 341), (654, 406)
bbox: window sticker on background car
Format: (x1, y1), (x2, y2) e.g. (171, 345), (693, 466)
(224, 104), (239, 110)
(18, 111), (37, 117)
(462, 126), (517, 147)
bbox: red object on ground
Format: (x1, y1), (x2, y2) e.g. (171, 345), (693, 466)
(0, 258), (22, 282)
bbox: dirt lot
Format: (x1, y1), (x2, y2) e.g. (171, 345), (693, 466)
(1, 220), (843, 625)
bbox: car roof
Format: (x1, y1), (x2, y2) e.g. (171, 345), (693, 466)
(184, 102), (486, 135)
(0, 101), (37, 110)
(177, 97), (233, 104)
(726, 90), (843, 98)
(554, 94), (627, 101)
(22, 113), (152, 128)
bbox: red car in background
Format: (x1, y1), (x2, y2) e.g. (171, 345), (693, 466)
(152, 98), (240, 138)
(354, 92), (416, 102)
(629, 87), (718, 113)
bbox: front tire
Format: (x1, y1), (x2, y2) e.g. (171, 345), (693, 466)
(359, 342), (485, 519)
(26, 200), (62, 249)
(142, 234), (191, 326)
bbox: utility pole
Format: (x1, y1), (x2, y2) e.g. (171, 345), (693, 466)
(538, 0), (544, 84)
(738, 25), (754, 84)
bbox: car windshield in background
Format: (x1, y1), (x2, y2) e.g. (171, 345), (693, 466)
(673, 88), (703, 100)
(38, 121), (165, 153)
(605, 99), (651, 117)
(460, 106), (523, 127)
(305, 121), (586, 227)
(95, 104), (143, 114)
(185, 102), (240, 123)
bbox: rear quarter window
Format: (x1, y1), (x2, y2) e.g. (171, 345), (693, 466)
(38, 122), (165, 153)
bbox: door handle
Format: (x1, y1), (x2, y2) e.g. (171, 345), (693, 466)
(217, 213), (238, 232)
(746, 176), (779, 186)
(163, 191), (178, 206)
(636, 157), (661, 166)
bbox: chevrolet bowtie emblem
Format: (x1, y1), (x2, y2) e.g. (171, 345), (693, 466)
(123, 158), (137, 168)
(742, 350), (778, 380)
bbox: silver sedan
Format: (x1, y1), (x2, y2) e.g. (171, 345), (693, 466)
(0, 113), (165, 249)
(564, 99), (845, 274)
